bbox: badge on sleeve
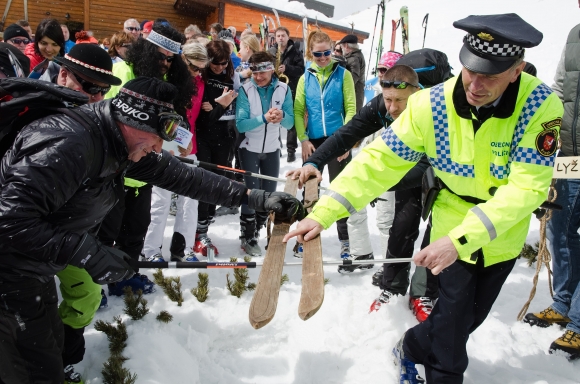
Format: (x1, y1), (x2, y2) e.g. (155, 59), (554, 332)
(536, 118), (561, 157)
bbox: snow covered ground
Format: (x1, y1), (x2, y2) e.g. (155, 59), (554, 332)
(75, 1), (580, 382)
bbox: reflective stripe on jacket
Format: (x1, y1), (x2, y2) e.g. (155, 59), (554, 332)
(309, 73), (563, 267)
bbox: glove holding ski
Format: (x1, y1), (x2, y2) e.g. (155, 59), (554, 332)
(248, 189), (305, 224)
(69, 234), (136, 285)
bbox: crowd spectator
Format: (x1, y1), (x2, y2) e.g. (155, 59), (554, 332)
(61, 24), (75, 53)
(15, 19), (33, 40)
(123, 18), (141, 39)
(337, 34), (366, 111)
(108, 31), (134, 63)
(2, 23), (31, 53)
(185, 24), (202, 40)
(25, 18), (65, 74)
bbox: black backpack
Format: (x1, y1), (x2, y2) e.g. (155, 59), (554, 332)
(397, 48), (453, 88)
(0, 78), (107, 186)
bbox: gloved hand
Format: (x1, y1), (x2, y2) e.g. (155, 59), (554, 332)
(248, 189), (305, 223)
(69, 234), (136, 285)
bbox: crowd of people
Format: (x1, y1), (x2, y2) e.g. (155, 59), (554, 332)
(0, 9), (579, 384)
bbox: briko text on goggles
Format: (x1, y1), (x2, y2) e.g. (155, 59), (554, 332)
(380, 80), (419, 89)
(312, 49), (332, 57)
(64, 66), (111, 95)
(158, 112), (183, 141)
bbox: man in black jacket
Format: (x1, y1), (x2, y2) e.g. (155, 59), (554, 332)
(269, 26), (305, 162)
(337, 34), (366, 112)
(0, 77), (302, 383)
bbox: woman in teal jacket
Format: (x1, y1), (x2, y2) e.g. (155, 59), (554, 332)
(293, 30), (356, 258)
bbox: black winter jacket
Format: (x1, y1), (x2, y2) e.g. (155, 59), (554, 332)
(0, 100), (247, 283)
(196, 70), (236, 142)
(268, 40), (305, 94)
(305, 94), (429, 191)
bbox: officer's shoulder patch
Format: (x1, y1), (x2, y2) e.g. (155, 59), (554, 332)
(536, 129), (558, 157)
(541, 118), (562, 131)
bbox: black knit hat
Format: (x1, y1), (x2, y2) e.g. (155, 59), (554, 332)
(217, 29), (235, 45)
(3, 24), (31, 41)
(111, 77), (178, 137)
(54, 44), (121, 85)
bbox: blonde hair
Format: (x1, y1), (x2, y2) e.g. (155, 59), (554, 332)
(182, 42), (209, 63)
(306, 30), (332, 61)
(240, 34), (260, 54)
(108, 31), (135, 58)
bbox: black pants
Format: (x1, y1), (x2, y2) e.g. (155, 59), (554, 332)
(98, 184), (153, 260)
(403, 255), (516, 383)
(239, 148), (280, 215)
(62, 325), (85, 367)
(381, 188), (439, 298)
(310, 137), (351, 241)
(196, 135), (235, 228)
(286, 126), (298, 154)
(0, 278), (64, 384)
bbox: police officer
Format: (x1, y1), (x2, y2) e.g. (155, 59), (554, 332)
(284, 13), (563, 383)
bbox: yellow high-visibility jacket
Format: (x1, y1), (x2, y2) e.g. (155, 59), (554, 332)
(309, 73), (563, 267)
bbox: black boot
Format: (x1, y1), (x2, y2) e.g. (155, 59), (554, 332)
(240, 213), (262, 256)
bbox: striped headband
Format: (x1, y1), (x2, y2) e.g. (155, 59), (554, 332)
(250, 61), (275, 72)
(146, 30), (182, 55)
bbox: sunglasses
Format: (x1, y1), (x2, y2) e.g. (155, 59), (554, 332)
(380, 80), (419, 89)
(158, 112), (183, 141)
(157, 52), (174, 63)
(377, 67), (388, 74)
(8, 38), (30, 45)
(125, 27), (141, 32)
(212, 61), (229, 66)
(65, 67), (111, 96)
(120, 43), (132, 48)
(312, 50), (332, 58)
(186, 60), (203, 72)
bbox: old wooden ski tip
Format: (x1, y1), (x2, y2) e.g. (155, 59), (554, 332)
(298, 178), (324, 321)
(248, 177), (299, 329)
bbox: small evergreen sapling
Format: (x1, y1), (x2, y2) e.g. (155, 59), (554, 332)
(156, 310), (173, 323)
(226, 256), (255, 297)
(94, 316), (137, 383)
(153, 269), (184, 306)
(123, 287), (149, 320)
(191, 272), (209, 302)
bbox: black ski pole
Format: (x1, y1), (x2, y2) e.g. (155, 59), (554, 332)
(136, 257), (414, 269)
(422, 13), (429, 49)
(176, 156), (329, 191)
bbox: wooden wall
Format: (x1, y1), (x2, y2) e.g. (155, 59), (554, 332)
(1, 0), (84, 32)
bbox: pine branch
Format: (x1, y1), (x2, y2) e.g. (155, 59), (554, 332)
(191, 273), (209, 302)
(123, 287), (149, 320)
(153, 269), (184, 306)
(95, 316), (138, 383)
(280, 274), (289, 286)
(94, 316), (128, 356)
(156, 311), (173, 323)
(323, 278), (330, 285)
(226, 257), (254, 298)
(102, 356), (137, 384)
(520, 242), (539, 267)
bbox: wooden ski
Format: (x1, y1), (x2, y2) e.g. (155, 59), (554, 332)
(298, 178), (324, 321)
(248, 177), (299, 329)
(400, 6), (410, 54)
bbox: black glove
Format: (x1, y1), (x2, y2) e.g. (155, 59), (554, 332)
(247, 189), (305, 223)
(69, 234), (136, 285)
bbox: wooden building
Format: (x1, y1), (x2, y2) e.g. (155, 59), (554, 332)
(0, 0), (368, 43)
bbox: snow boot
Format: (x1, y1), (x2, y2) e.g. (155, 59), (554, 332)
(409, 297), (435, 323)
(339, 240), (350, 259)
(549, 330), (580, 360)
(169, 232), (198, 261)
(193, 232), (219, 257)
(369, 289), (395, 313)
(338, 253), (375, 274)
(98, 289), (108, 310)
(293, 241), (303, 258)
(64, 364), (84, 384)
(392, 334), (425, 384)
(108, 273), (155, 296)
(372, 267), (384, 286)
(240, 213), (262, 257)
(145, 253), (164, 262)
(524, 307), (571, 328)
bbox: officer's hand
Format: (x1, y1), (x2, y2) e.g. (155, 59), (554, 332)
(301, 140), (316, 162)
(286, 164), (322, 189)
(413, 236), (458, 275)
(337, 151), (350, 162)
(283, 218), (323, 243)
(69, 234), (136, 285)
(247, 189), (305, 223)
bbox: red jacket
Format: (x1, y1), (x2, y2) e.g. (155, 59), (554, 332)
(24, 43), (45, 71)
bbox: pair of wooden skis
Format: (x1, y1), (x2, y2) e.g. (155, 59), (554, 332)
(248, 177), (323, 329)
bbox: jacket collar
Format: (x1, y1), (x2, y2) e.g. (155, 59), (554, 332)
(452, 72), (521, 120)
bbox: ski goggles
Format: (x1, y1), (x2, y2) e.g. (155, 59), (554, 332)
(380, 80), (419, 89)
(64, 66), (111, 95)
(312, 50), (332, 57)
(158, 112), (183, 141)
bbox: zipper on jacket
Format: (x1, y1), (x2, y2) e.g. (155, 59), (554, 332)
(319, 70), (327, 137)
(262, 123), (268, 153)
(572, 74), (580, 156)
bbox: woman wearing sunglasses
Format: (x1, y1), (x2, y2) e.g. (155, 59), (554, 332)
(193, 39), (239, 256)
(293, 30), (357, 259)
(141, 42), (211, 263)
(107, 31), (135, 64)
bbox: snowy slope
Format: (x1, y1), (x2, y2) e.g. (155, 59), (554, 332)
(77, 1), (580, 383)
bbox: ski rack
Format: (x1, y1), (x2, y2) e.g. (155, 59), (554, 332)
(248, 176), (299, 329)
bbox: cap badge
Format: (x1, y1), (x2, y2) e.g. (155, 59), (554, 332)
(477, 32), (494, 42)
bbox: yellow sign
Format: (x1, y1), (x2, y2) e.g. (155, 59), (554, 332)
(553, 156), (580, 179)
(477, 32), (494, 42)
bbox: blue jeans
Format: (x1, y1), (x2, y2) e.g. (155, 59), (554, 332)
(547, 178), (580, 334)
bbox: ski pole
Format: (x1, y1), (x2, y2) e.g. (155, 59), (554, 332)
(422, 13), (429, 49)
(136, 258), (414, 270)
(176, 156), (329, 191)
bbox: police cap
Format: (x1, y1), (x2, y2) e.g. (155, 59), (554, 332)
(453, 13), (542, 75)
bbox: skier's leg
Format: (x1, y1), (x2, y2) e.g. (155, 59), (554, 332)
(375, 191), (395, 257)
(116, 184), (153, 260)
(142, 186), (171, 258)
